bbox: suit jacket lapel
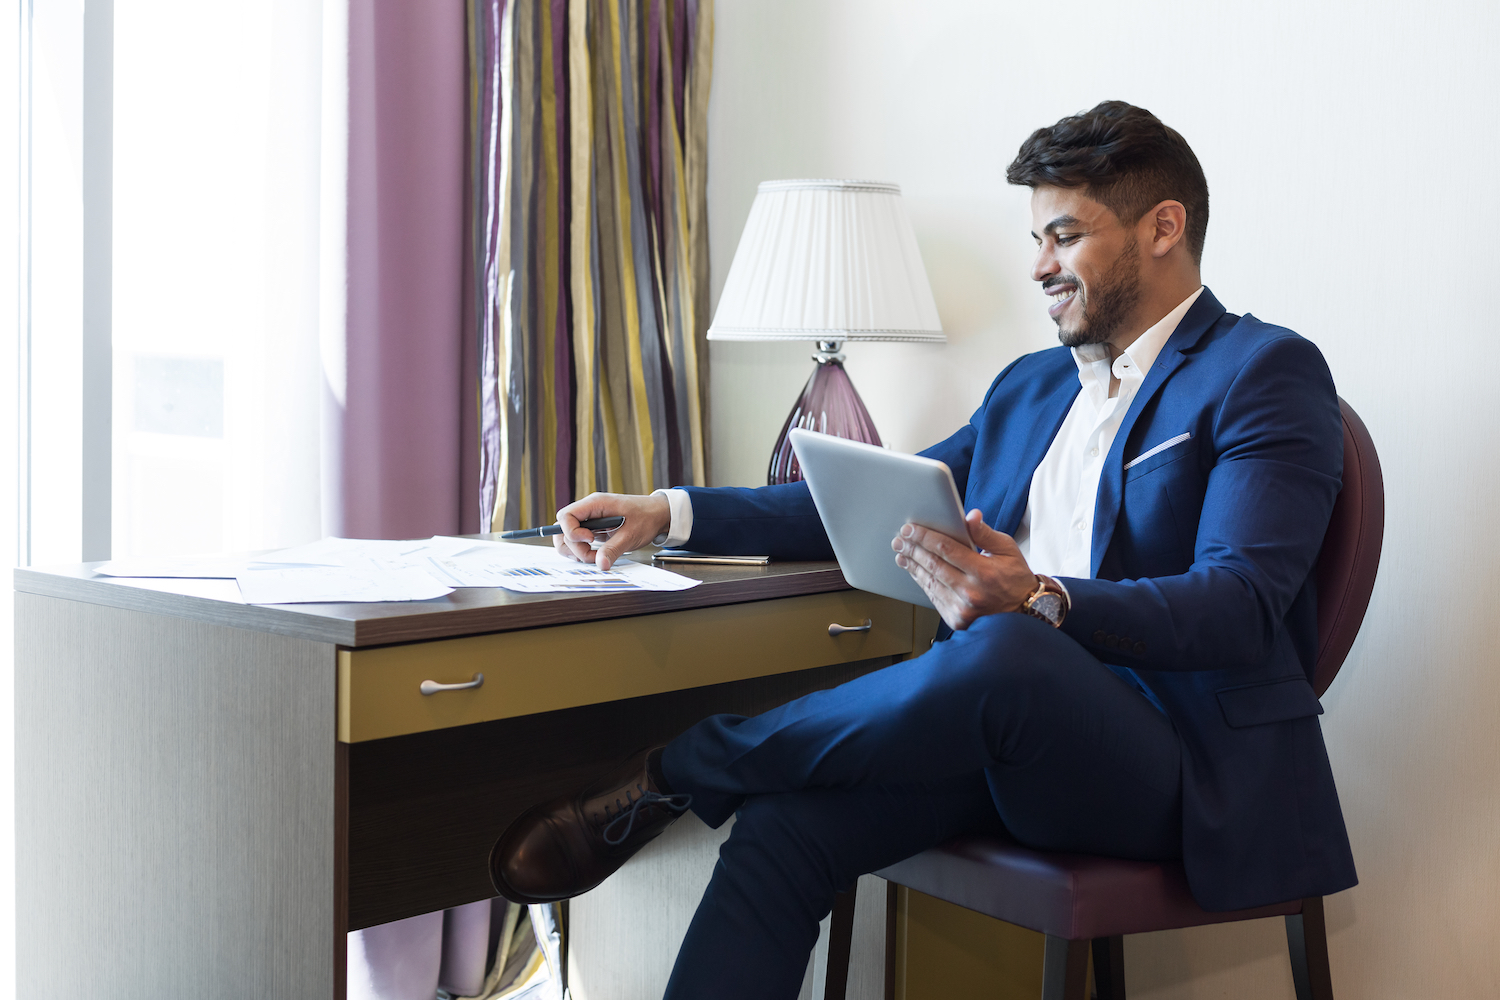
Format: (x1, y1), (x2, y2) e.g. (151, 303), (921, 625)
(995, 375), (1082, 535)
(1089, 288), (1228, 577)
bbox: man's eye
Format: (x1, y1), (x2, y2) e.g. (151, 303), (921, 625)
(1057, 234), (1080, 245)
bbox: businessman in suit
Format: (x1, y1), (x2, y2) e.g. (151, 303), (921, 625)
(489, 101), (1357, 999)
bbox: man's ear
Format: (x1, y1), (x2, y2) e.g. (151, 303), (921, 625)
(1145, 200), (1188, 258)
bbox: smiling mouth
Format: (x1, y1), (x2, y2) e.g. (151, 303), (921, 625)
(1046, 284), (1078, 318)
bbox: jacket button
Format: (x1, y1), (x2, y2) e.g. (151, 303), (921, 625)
(1106, 634), (1119, 647)
(1093, 630), (1106, 644)
(1134, 641), (1147, 654)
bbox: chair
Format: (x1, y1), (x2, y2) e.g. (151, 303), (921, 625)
(824, 397), (1384, 1000)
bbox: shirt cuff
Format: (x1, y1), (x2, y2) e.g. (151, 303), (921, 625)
(1051, 576), (1073, 609)
(652, 488), (695, 548)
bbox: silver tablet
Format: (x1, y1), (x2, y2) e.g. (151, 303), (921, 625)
(788, 428), (973, 608)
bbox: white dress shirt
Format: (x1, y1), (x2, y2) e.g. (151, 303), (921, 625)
(659, 287), (1205, 576)
(1015, 286), (1202, 579)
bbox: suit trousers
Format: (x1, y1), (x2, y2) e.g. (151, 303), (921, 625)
(659, 612), (1185, 1000)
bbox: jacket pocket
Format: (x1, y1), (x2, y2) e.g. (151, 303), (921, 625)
(1123, 439), (1195, 483)
(1216, 677), (1324, 728)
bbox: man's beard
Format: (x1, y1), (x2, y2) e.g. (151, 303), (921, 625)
(1055, 238), (1142, 349)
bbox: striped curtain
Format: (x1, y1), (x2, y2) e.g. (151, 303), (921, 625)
(470, 0), (713, 532)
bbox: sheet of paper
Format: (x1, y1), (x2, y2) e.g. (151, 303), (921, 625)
(235, 565), (454, 605)
(482, 560), (699, 593)
(100, 576), (249, 604)
(234, 537), (471, 604)
(245, 535), (475, 571)
(94, 554), (249, 578)
(92, 538), (475, 579)
(95, 535), (697, 603)
(426, 538), (700, 593)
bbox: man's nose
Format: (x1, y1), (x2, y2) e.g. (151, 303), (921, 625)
(1031, 245), (1059, 283)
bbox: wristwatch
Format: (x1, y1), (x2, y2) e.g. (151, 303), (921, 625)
(1020, 575), (1069, 627)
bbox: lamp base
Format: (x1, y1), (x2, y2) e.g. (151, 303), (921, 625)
(768, 342), (882, 485)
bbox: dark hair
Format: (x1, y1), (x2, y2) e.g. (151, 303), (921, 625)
(1006, 101), (1209, 263)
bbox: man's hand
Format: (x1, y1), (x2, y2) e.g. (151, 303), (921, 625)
(892, 509), (1037, 631)
(553, 492), (672, 572)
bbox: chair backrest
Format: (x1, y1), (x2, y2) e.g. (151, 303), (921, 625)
(1311, 398), (1385, 697)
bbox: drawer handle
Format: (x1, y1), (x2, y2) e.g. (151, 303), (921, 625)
(828, 619), (872, 636)
(419, 673), (485, 696)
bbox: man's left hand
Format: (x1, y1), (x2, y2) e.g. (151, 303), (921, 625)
(893, 509), (1038, 631)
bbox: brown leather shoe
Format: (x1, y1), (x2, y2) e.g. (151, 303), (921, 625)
(490, 747), (693, 903)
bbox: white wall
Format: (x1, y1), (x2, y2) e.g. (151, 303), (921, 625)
(706, 1), (1500, 996)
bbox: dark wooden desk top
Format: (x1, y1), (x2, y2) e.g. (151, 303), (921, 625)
(13, 536), (849, 647)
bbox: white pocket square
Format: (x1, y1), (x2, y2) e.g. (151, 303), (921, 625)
(1124, 431), (1192, 470)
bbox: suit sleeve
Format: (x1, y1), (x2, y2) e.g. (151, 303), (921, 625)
(1058, 335), (1344, 673)
(679, 482), (835, 559)
(680, 360), (1021, 559)
(917, 359), (1021, 501)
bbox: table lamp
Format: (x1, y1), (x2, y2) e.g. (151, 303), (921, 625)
(708, 179), (944, 484)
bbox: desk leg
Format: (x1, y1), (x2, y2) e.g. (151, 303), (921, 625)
(336, 741), (350, 1000)
(15, 594), (340, 998)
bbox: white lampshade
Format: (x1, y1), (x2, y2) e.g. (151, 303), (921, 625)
(708, 179), (944, 343)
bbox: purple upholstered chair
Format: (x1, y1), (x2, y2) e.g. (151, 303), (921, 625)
(824, 398), (1384, 1000)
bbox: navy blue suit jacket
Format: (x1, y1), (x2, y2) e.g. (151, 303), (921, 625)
(682, 288), (1358, 911)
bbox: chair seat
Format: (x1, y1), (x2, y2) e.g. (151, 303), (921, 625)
(875, 833), (1302, 941)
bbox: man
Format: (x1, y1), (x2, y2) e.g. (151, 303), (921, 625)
(490, 101), (1357, 999)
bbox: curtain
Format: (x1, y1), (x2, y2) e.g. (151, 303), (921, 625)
(471, 0), (714, 532)
(336, 0), (475, 541)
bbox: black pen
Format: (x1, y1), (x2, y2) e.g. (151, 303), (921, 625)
(498, 516), (625, 540)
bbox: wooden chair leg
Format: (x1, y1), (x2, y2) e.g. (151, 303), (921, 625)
(1042, 934), (1090, 1000)
(1090, 935), (1126, 1000)
(1285, 896), (1334, 1000)
(824, 884), (859, 1000)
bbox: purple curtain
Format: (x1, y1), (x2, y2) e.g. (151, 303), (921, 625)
(328, 0), (479, 541)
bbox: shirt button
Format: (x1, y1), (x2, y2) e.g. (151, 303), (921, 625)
(1090, 448), (1099, 457)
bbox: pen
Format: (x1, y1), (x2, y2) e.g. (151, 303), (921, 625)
(498, 516), (625, 540)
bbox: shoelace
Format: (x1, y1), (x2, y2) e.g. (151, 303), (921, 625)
(600, 784), (694, 847)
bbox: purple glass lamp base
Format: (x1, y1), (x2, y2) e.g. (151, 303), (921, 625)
(768, 343), (882, 484)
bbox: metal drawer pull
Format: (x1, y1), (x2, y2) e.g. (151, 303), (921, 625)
(420, 673), (485, 696)
(828, 619), (872, 636)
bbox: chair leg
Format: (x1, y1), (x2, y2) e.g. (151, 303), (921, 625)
(1042, 935), (1090, 1000)
(1285, 896), (1334, 1000)
(884, 882), (898, 1000)
(824, 884), (859, 1000)
(1090, 935), (1126, 1000)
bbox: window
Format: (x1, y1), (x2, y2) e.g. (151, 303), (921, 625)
(7, 5), (335, 984)
(110, 0), (328, 560)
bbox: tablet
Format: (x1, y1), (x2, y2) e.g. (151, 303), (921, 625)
(788, 428), (973, 609)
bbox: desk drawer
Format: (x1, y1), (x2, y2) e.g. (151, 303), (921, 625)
(338, 590), (915, 742)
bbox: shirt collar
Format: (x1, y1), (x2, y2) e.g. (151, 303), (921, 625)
(1071, 286), (1205, 390)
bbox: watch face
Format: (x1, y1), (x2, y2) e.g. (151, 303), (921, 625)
(1030, 592), (1065, 625)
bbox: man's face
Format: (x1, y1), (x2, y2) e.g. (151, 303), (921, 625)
(1029, 186), (1143, 350)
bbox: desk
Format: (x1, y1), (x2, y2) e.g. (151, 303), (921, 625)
(14, 549), (932, 998)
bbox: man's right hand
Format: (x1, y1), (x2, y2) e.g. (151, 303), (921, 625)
(553, 492), (672, 572)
